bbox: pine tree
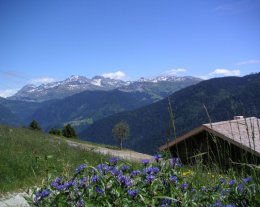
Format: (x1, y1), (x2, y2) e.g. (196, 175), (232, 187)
(29, 120), (41, 131)
(112, 121), (130, 150)
(62, 124), (77, 138)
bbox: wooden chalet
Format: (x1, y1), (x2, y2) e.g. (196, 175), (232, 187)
(159, 117), (260, 165)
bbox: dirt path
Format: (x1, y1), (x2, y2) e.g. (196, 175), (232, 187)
(65, 139), (152, 162)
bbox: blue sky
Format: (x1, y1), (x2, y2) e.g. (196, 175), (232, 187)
(0, 0), (260, 97)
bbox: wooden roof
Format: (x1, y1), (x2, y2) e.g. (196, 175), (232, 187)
(159, 117), (260, 157)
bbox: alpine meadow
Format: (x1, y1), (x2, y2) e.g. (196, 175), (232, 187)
(0, 0), (260, 206)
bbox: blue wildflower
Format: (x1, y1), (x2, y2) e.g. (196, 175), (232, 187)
(127, 189), (139, 198)
(169, 175), (178, 183)
(219, 178), (226, 184)
(51, 178), (66, 191)
(191, 188), (196, 193)
(64, 179), (75, 189)
(141, 159), (150, 166)
(79, 177), (88, 188)
(121, 165), (129, 171)
(201, 186), (207, 192)
(146, 175), (155, 183)
(153, 167), (160, 174)
(242, 177), (252, 183)
(34, 189), (51, 201)
(117, 175), (132, 187)
(131, 170), (141, 177)
(144, 167), (160, 175)
(153, 154), (162, 162)
(181, 183), (189, 190)
(169, 157), (182, 167)
(95, 187), (104, 194)
(75, 164), (87, 174)
(237, 184), (244, 192)
(97, 164), (110, 174)
(76, 199), (84, 207)
(109, 157), (120, 165)
(228, 180), (236, 186)
(161, 198), (173, 205)
(110, 168), (123, 177)
(91, 175), (100, 183)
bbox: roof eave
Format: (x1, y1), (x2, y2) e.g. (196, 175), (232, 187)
(159, 125), (206, 151)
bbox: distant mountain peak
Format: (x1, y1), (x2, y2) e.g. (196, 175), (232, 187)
(8, 74), (201, 101)
(65, 75), (89, 82)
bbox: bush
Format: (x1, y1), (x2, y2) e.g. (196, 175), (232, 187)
(49, 128), (62, 136)
(29, 120), (41, 131)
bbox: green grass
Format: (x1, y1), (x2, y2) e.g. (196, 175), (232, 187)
(0, 125), (110, 195)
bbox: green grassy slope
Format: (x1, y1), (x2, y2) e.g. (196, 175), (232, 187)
(0, 125), (109, 194)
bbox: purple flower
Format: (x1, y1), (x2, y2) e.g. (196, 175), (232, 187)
(117, 175), (132, 187)
(141, 159), (150, 166)
(64, 180), (75, 188)
(34, 189), (51, 200)
(237, 184), (244, 192)
(153, 154), (162, 162)
(153, 167), (160, 174)
(127, 189), (139, 198)
(51, 178), (66, 191)
(91, 175), (100, 183)
(109, 157), (120, 165)
(161, 198), (173, 205)
(75, 164), (87, 173)
(181, 183), (189, 190)
(95, 187), (104, 194)
(79, 177), (88, 188)
(131, 170), (141, 177)
(54, 177), (62, 183)
(144, 167), (160, 175)
(110, 168), (123, 177)
(219, 178), (226, 184)
(170, 175), (178, 183)
(242, 177), (252, 183)
(201, 186), (207, 192)
(97, 164), (110, 174)
(76, 199), (84, 207)
(146, 175), (155, 183)
(228, 180), (236, 186)
(169, 158), (182, 167)
(121, 165), (130, 171)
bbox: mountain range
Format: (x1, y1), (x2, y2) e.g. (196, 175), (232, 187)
(2, 73), (260, 154)
(0, 74), (201, 131)
(8, 75), (201, 102)
(79, 73), (260, 154)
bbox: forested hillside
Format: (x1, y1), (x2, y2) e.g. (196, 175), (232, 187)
(79, 73), (260, 154)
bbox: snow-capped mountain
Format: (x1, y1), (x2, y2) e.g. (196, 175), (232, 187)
(137, 75), (200, 83)
(8, 75), (201, 102)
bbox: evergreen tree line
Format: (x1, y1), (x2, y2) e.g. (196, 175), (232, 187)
(28, 120), (77, 138)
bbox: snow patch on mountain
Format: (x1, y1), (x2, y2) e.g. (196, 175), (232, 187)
(9, 74), (202, 101)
